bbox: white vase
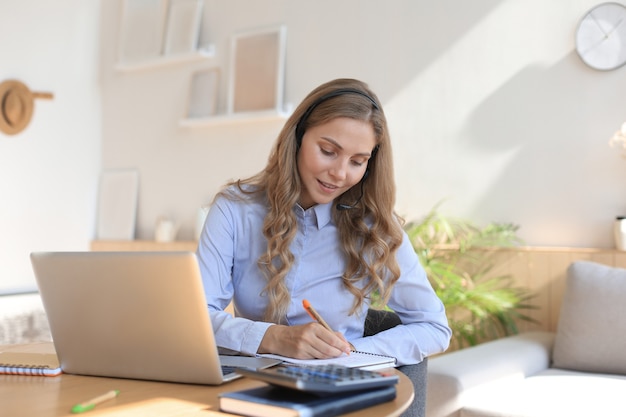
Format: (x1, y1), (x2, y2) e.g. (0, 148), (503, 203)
(155, 217), (179, 242)
(614, 217), (626, 251)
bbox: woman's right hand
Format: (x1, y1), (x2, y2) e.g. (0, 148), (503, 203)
(257, 323), (352, 359)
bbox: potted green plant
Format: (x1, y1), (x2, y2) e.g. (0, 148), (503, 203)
(404, 206), (536, 350)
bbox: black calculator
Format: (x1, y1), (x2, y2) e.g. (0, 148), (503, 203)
(235, 364), (399, 394)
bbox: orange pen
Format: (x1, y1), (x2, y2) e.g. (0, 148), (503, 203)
(302, 299), (334, 333)
(303, 299), (352, 354)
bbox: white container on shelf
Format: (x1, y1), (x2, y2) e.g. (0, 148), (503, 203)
(155, 217), (179, 242)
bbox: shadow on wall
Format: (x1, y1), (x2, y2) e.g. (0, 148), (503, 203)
(97, 0), (504, 240)
(281, 0), (503, 103)
(465, 51), (626, 247)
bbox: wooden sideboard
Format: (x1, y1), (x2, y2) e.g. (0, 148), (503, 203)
(476, 246), (626, 334)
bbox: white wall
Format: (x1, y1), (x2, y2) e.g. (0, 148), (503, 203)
(100, 0), (626, 248)
(0, 0), (102, 293)
(387, 0), (626, 248)
(3, 0), (625, 292)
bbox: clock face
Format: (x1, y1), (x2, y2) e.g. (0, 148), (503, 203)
(576, 2), (626, 71)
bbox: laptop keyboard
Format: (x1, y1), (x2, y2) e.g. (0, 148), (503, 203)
(221, 365), (237, 375)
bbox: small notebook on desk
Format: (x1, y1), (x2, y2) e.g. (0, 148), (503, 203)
(259, 350), (396, 370)
(0, 351), (62, 376)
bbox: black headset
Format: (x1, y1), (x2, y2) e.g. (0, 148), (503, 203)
(295, 88), (380, 148)
(294, 88), (380, 210)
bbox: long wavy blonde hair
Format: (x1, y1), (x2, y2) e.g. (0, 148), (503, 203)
(218, 79), (404, 323)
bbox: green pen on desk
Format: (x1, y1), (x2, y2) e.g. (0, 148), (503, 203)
(71, 389), (120, 413)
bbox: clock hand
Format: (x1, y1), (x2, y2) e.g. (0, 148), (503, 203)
(590, 12), (609, 37)
(579, 37), (608, 56)
(581, 17), (625, 55)
(605, 18), (624, 38)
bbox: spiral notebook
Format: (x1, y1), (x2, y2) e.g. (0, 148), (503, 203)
(258, 350), (396, 371)
(0, 351), (62, 376)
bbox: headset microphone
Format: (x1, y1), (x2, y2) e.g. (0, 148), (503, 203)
(336, 171), (368, 211)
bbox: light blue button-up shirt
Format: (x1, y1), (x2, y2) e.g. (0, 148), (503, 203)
(197, 187), (451, 365)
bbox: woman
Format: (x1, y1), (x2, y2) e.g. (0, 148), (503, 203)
(197, 78), (450, 367)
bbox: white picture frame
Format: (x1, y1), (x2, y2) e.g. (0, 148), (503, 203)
(186, 68), (220, 118)
(227, 25), (287, 114)
(163, 0), (203, 56)
(118, 0), (167, 63)
(96, 170), (139, 240)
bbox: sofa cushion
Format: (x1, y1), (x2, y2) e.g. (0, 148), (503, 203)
(552, 261), (626, 375)
(426, 332), (554, 417)
(461, 368), (626, 417)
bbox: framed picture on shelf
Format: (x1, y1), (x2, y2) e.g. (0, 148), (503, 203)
(186, 68), (220, 118)
(163, 0), (203, 56)
(118, 0), (167, 63)
(227, 25), (287, 114)
(96, 169), (139, 241)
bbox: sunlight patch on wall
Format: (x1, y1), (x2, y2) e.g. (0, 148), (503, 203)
(385, 0), (579, 222)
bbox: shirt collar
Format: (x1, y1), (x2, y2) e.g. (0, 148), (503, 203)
(295, 201), (334, 230)
(313, 201), (333, 229)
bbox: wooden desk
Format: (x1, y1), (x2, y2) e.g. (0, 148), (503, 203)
(1, 344), (413, 417)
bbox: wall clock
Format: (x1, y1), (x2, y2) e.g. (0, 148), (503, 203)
(575, 2), (626, 71)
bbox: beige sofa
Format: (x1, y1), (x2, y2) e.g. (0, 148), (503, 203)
(426, 261), (626, 417)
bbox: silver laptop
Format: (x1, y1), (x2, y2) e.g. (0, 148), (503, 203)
(30, 251), (280, 385)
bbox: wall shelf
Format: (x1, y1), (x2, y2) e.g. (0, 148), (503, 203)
(115, 45), (215, 72)
(179, 109), (290, 128)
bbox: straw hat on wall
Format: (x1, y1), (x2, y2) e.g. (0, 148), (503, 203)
(0, 79), (53, 135)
